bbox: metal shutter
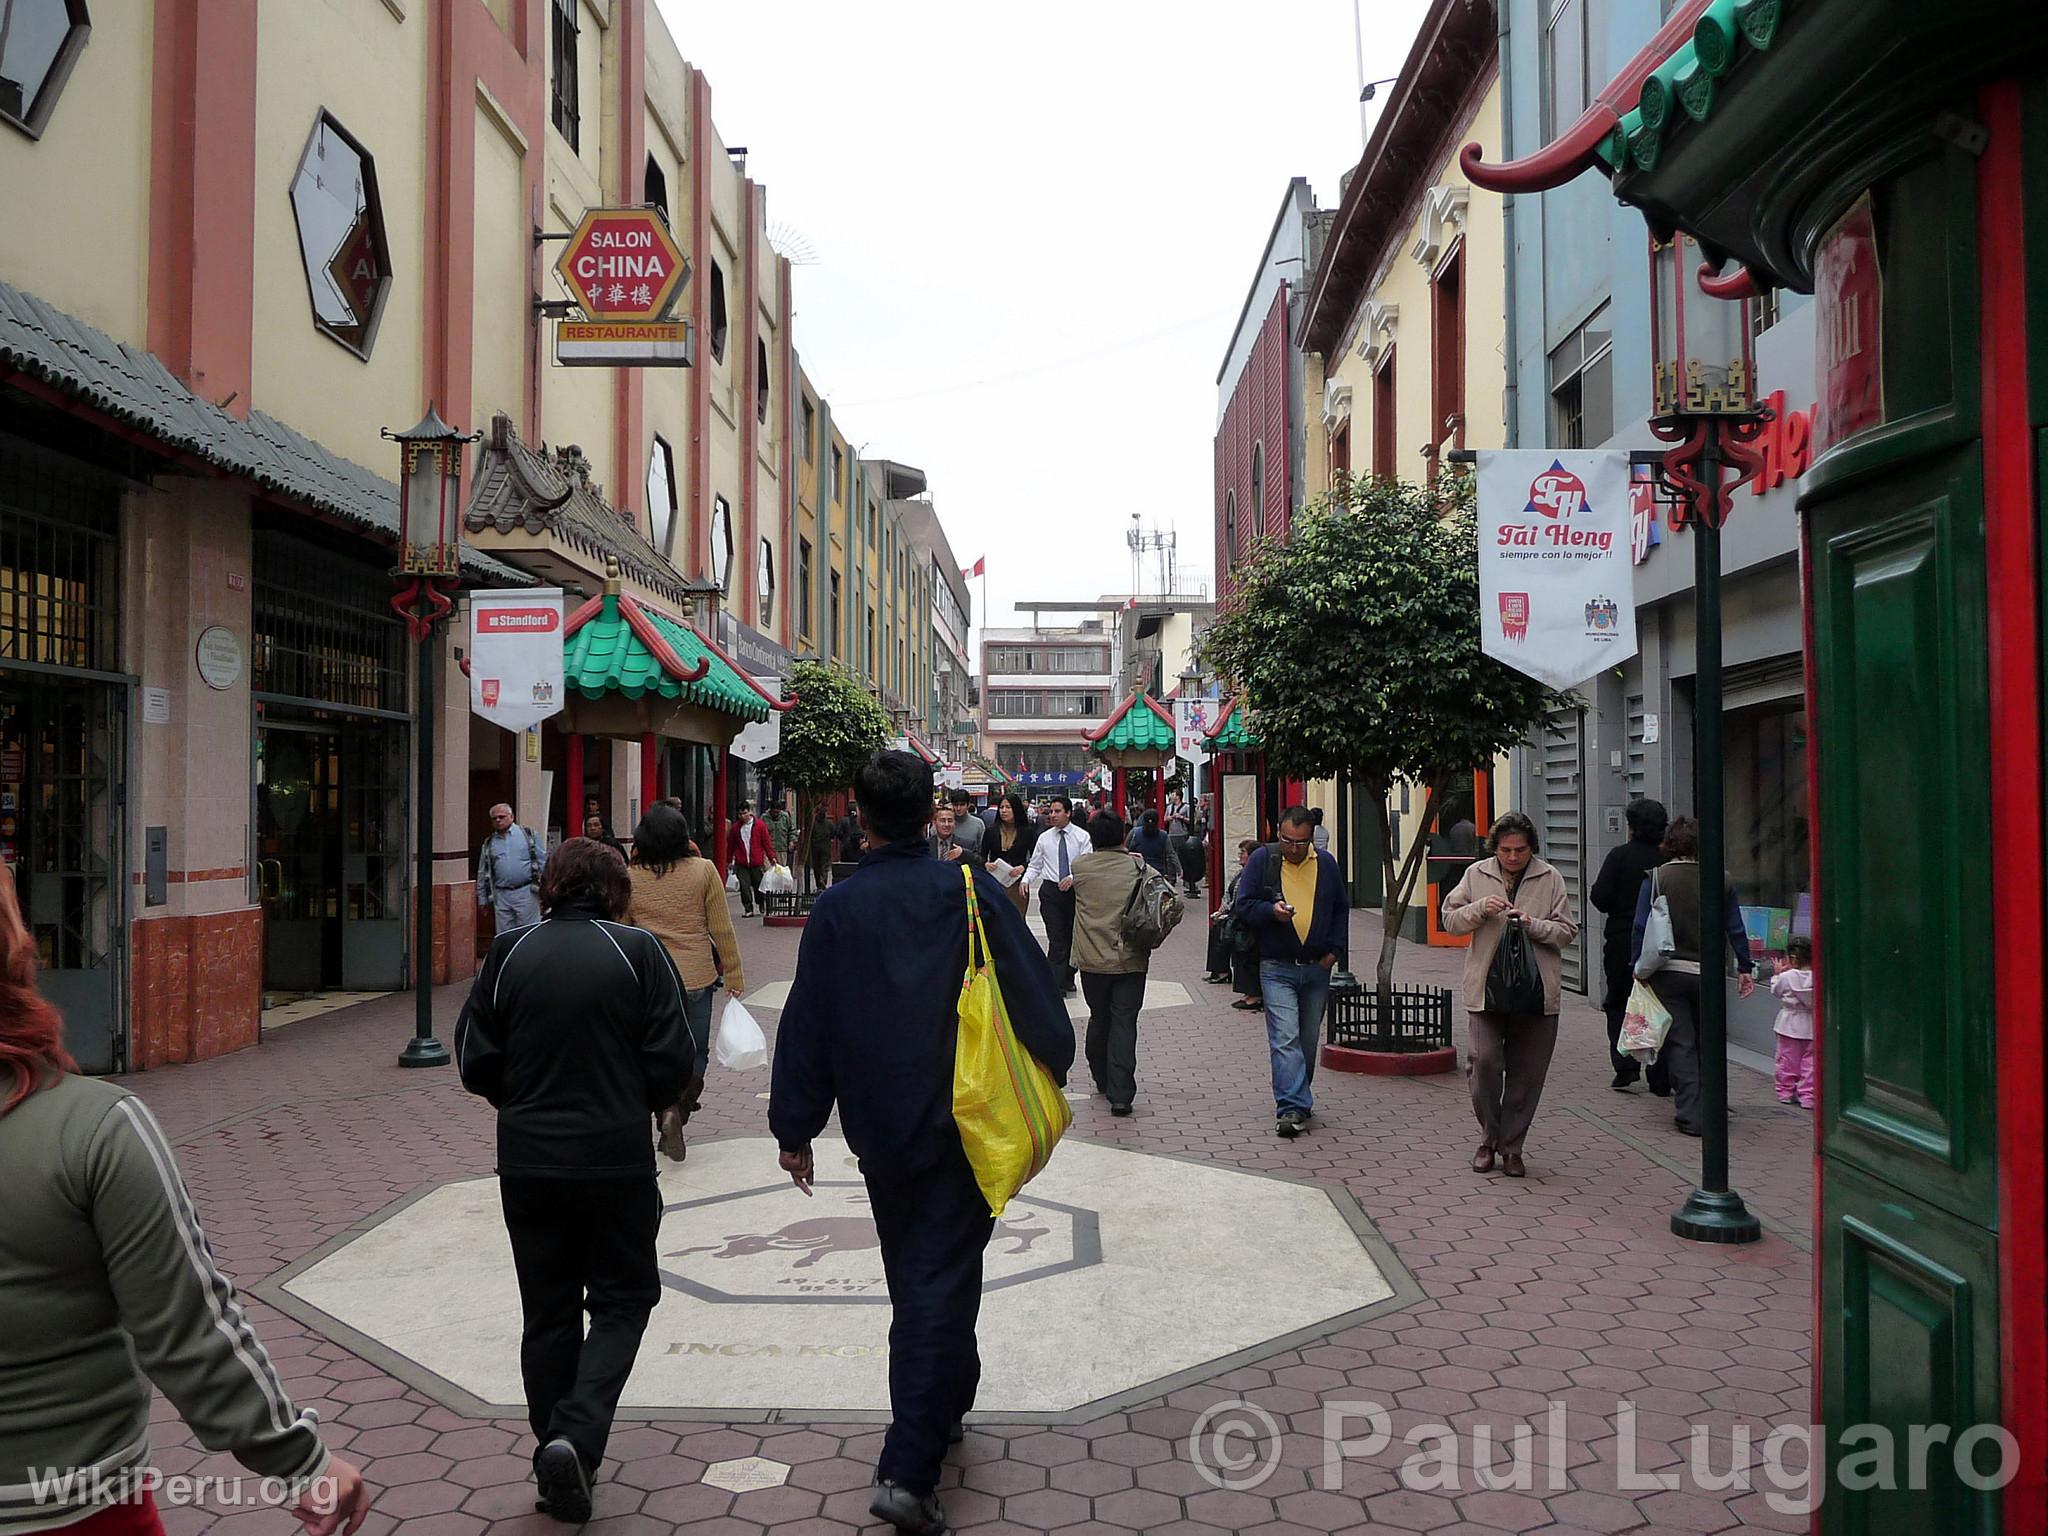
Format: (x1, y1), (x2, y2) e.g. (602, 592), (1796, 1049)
(1540, 706), (1587, 993)
(1626, 693), (1648, 800)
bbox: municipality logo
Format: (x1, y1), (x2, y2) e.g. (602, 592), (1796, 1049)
(1584, 597), (1620, 637)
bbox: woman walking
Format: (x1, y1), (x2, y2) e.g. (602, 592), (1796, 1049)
(1127, 809), (1176, 880)
(1630, 816), (1757, 1137)
(456, 838), (694, 1522)
(1072, 812), (1173, 1115)
(0, 863), (374, 1536)
(625, 802), (746, 1160)
(985, 792), (1036, 914)
(1441, 812), (1578, 1177)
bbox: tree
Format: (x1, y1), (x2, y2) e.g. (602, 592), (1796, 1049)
(1199, 474), (1569, 998)
(761, 659), (891, 869)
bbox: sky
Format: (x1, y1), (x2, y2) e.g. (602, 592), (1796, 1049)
(651, 0), (1434, 644)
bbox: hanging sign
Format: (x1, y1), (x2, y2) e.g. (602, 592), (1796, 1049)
(555, 207), (689, 320)
(1476, 451), (1637, 690)
(1173, 698), (1213, 766)
(470, 588), (566, 732)
(729, 679), (784, 763)
(556, 319), (694, 368)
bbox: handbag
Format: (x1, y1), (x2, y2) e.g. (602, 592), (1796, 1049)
(952, 867), (1072, 1216)
(1484, 916), (1547, 1015)
(1635, 868), (1677, 979)
(1618, 978), (1673, 1062)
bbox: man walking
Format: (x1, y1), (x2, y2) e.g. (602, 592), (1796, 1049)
(726, 801), (772, 915)
(946, 788), (984, 855)
(766, 795), (798, 873)
(806, 802), (836, 892)
(771, 751), (1071, 1535)
(1589, 797), (1670, 1091)
(477, 802), (546, 934)
(1024, 795), (1091, 997)
(1235, 806), (1350, 1138)
(836, 798), (864, 864)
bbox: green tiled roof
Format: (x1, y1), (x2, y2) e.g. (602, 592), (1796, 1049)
(1596, 0), (1784, 175)
(565, 594), (771, 722)
(1207, 700), (1260, 751)
(1090, 692), (1176, 755)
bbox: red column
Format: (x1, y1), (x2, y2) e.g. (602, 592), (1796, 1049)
(1153, 767), (1167, 818)
(564, 733), (584, 836)
(1111, 766), (1127, 816)
(711, 751), (729, 877)
(640, 732), (659, 817)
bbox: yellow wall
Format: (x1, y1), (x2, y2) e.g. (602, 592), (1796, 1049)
(639, 83), (691, 566)
(470, 94), (528, 440)
(0, 9), (153, 343)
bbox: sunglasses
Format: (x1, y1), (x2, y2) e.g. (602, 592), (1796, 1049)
(1278, 834), (1313, 847)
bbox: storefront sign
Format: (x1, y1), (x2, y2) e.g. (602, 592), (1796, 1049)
(1750, 390), (1817, 496)
(555, 207), (689, 321)
(1476, 451), (1638, 690)
(1813, 194), (1883, 455)
(555, 319), (693, 368)
(195, 626), (243, 691)
(1173, 698), (1213, 766)
(1629, 465), (1662, 565)
(716, 613), (795, 679)
(470, 589), (566, 732)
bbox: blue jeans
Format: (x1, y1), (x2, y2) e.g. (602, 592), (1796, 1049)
(683, 985), (716, 1081)
(1260, 959), (1332, 1114)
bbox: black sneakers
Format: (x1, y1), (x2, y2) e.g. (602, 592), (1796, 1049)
(1275, 1108), (1310, 1138)
(871, 1480), (948, 1534)
(534, 1437), (592, 1524)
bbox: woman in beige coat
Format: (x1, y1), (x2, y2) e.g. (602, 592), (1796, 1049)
(1440, 811), (1578, 1177)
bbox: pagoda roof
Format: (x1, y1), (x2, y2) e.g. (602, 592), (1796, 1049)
(1204, 698), (1261, 751)
(564, 589), (793, 723)
(1086, 691), (1177, 754)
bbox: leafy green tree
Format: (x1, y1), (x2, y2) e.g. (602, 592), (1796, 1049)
(1199, 474), (1568, 997)
(762, 659), (891, 867)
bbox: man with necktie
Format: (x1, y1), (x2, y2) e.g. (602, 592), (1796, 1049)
(1024, 795), (1089, 997)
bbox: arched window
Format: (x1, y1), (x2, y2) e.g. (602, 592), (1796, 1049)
(1249, 443), (1265, 538)
(1224, 490), (1237, 570)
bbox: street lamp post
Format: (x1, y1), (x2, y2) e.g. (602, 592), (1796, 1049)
(383, 405), (479, 1070)
(1645, 233), (1769, 1245)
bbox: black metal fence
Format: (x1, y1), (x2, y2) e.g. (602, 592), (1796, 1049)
(761, 891), (816, 920)
(1325, 983), (1454, 1053)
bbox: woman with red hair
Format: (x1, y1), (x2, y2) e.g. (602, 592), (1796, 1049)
(0, 862), (373, 1536)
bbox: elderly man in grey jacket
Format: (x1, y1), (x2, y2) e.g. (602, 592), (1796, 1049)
(477, 801), (547, 933)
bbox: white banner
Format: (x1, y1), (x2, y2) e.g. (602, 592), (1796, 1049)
(470, 589), (566, 732)
(940, 762), (966, 790)
(728, 678), (783, 762)
(1476, 452), (1638, 690)
(1173, 697), (1214, 766)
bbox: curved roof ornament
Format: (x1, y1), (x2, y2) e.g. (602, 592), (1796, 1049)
(1697, 260), (1764, 300)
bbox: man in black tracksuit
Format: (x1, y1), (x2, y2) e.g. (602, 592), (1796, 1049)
(771, 751), (1073, 1536)
(456, 837), (692, 1525)
(1588, 797), (1669, 1092)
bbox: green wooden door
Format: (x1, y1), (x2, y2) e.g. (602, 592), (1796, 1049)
(1803, 136), (2005, 1533)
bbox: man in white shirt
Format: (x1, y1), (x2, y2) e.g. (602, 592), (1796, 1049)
(1024, 795), (1091, 996)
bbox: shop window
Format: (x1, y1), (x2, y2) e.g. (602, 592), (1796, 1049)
(757, 538), (774, 629)
(0, 0), (87, 139)
(709, 496), (733, 593)
(644, 154), (668, 225)
(645, 436), (677, 558)
(708, 261), (728, 363)
(1724, 697), (1810, 956)
(756, 338), (770, 424)
(550, 0), (579, 149)
(1372, 354), (1396, 477)
(289, 112), (392, 359)
(798, 538), (813, 639)
(1549, 301), (1613, 448)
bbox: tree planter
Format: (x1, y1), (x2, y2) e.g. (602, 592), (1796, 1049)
(760, 892), (815, 928)
(1319, 982), (1457, 1075)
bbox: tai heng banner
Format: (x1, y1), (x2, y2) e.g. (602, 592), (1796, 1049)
(1476, 452), (1637, 690)
(469, 589), (566, 732)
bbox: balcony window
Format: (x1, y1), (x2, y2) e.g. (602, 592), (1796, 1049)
(289, 113), (392, 358)
(549, 0), (579, 149)
(0, 0), (87, 139)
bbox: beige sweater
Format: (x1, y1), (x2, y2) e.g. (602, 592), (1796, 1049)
(627, 859), (745, 993)
(1440, 855), (1578, 1015)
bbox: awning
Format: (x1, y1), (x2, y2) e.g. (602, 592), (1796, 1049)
(564, 587), (793, 724)
(903, 733), (941, 765)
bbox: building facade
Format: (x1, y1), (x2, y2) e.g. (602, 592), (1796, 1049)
(978, 617), (1116, 791)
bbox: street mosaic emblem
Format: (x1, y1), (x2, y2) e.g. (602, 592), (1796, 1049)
(264, 1137), (1416, 1421)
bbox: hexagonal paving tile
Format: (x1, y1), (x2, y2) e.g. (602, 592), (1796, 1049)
(263, 1137), (1414, 1419)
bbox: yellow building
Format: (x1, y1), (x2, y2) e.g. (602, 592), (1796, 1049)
(1294, 0), (1510, 942)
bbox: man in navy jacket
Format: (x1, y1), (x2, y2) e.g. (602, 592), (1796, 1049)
(770, 750), (1073, 1536)
(1235, 805), (1350, 1138)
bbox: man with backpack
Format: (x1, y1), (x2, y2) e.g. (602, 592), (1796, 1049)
(477, 801), (547, 933)
(1070, 811), (1182, 1116)
(1234, 805), (1350, 1138)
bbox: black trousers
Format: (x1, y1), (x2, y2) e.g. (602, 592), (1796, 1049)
(806, 855), (831, 893)
(734, 863), (764, 913)
(1648, 969), (1704, 1132)
(1038, 885), (1077, 989)
(1081, 970), (1145, 1106)
(866, 1144), (996, 1495)
(499, 1175), (662, 1473)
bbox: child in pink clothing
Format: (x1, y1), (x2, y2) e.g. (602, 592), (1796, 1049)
(1769, 935), (1815, 1109)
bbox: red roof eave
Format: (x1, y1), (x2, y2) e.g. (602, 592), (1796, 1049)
(1202, 698), (1242, 743)
(683, 610), (798, 712)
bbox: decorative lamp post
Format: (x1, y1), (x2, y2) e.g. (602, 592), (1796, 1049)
(1645, 233), (1769, 1244)
(382, 405), (480, 1069)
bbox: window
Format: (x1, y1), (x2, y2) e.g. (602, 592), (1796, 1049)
(831, 445), (843, 503)
(1223, 491), (1237, 571)
(549, 0), (579, 148)
(798, 538), (813, 638)
(757, 539), (774, 629)
(986, 690), (1108, 719)
(756, 338), (770, 424)
(1330, 423), (1350, 482)
(1372, 354), (1396, 477)
(289, 112), (392, 358)
(1541, 0), (1605, 143)
(1751, 286), (1783, 339)
(1248, 444), (1265, 541)
(800, 399), (815, 459)
(645, 436), (677, 557)
(0, 0), (87, 138)
(866, 605), (877, 676)
(829, 570), (842, 657)
(1430, 248), (1465, 479)
(708, 261), (728, 363)
(1549, 302), (1614, 448)
(866, 501), (878, 547)
(644, 154), (668, 225)
(709, 496), (733, 592)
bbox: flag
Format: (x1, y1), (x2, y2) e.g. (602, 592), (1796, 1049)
(962, 556), (986, 579)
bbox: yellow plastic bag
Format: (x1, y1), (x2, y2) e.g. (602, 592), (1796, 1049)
(953, 866), (1071, 1216)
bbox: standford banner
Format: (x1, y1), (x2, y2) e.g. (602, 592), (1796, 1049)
(1476, 451), (1637, 690)
(469, 589), (566, 732)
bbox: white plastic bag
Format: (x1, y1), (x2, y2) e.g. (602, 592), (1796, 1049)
(760, 862), (794, 895)
(725, 868), (740, 893)
(714, 996), (768, 1071)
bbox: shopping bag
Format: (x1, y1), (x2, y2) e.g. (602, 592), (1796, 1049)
(760, 862), (794, 895)
(1483, 917), (1546, 1015)
(1635, 870), (1677, 978)
(713, 996), (768, 1071)
(952, 866), (1071, 1216)
(1618, 979), (1672, 1062)
(725, 869), (740, 893)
